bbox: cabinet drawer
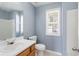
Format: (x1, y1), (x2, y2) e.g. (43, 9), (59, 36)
(17, 48), (30, 56)
(31, 44), (35, 51)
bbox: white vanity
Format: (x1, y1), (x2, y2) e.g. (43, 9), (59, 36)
(0, 39), (36, 56)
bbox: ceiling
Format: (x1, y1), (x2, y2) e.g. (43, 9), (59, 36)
(31, 2), (52, 7)
(0, 2), (25, 12)
(0, 2), (52, 12)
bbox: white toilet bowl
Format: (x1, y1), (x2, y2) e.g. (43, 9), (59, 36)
(29, 36), (46, 56)
(35, 44), (46, 56)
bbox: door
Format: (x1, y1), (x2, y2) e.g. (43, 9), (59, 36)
(67, 9), (78, 56)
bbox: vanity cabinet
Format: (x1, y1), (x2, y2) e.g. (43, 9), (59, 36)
(17, 44), (35, 56)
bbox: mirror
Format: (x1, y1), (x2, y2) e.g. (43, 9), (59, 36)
(0, 9), (23, 40)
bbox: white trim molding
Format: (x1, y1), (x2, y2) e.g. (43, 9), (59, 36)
(46, 8), (60, 36)
(46, 50), (62, 56)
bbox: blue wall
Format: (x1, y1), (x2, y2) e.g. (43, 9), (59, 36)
(23, 3), (36, 38)
(35, 2), (62, 53)
(35, 2), (78, 55)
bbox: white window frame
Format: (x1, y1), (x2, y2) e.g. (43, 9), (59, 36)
(15, 13), (23, 37)
(46, 8), (60, 36)
(15, 13), (20, 34)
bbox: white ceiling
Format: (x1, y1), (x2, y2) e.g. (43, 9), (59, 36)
(0, 2), (52, 11)
(31, 2), (52, 7)
(0, 2), (24, 11)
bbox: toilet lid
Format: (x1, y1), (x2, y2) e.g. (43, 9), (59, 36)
(35, 44), (46, 50)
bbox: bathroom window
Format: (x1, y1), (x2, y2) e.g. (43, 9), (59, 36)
(20, 15), (23, 34)
(46, 8), (60, 36)
(15, 12), (23, 37)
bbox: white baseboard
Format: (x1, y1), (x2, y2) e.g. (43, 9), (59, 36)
(46, 50), (62, 56)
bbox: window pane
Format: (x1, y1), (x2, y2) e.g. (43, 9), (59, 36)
(16, 14), (20, 33)
(21, 15), (23, 34)
(46, 8), (60, 36)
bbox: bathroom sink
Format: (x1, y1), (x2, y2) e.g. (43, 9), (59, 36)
(0, 39), (36, 56)
(0, 40), (22, 53)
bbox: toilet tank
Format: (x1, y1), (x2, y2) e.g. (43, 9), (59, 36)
(29, 36), (37, 42)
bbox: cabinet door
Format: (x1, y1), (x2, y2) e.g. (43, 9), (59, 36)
(17, 48), (30, 56)
(29, 50), (35, 56)
(31, 44), (35, 51)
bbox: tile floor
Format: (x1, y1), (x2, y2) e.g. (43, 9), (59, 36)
(35, 50), (61, 56)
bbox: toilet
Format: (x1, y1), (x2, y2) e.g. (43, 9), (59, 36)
(29, 36), (46, 56)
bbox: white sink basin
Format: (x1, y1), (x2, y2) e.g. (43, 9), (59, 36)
(0, 42), (18, 53)
(0, 39), (35, 56)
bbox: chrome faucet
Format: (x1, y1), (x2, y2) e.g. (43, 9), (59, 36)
(7, 41), (14, 45)
(6, 39), (15, 45)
